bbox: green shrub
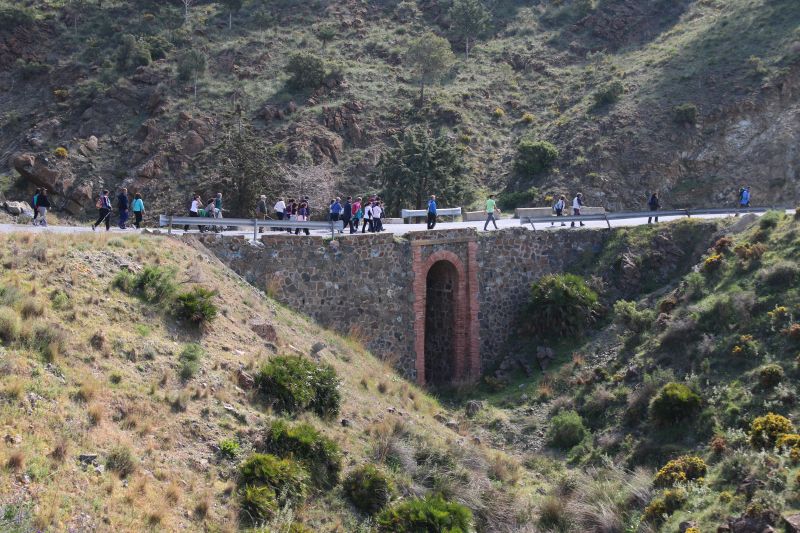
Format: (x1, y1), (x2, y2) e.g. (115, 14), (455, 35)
(644, 488), (687, 523)
(759, 210), (783, 229)
(525, 274), (600, 338)
(750, 413), (794, 449)
(0, 307), (21, 343)
(106, 445), (136, 478)
(649, 383), (702, 425)
(255, 356), (341, 418)
(673, 103), (698, 125)
(285, 52), (326, 91)
(758, 364), (784, 389)
(757, 262), (799, 289)
(177, 49), (207, 82)
(264, 420), (342, 488)
(238, 453), (308, 506)
(220, 438), (240, 459)
(113, 266), (176, 304)
(592, 80), (624, 107)
(654, 456), (707, 487)
(514, 139), (559, 177)
(376, 494), (473, 533)
(613, 300), (654, 334)
(175, 287), (218, 327)
(547, 410), (588, 450)
(343, 464), (395, 514)
(496, 187), (539, 210)
(0, 6), (36, 28)
(14, 59), (51, 80)
(116, 34), (151, 72)
(239, 484), (277, 525)
(178, 343), (204, 380)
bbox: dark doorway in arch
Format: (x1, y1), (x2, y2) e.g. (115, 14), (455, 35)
(424, 260), (457, 386)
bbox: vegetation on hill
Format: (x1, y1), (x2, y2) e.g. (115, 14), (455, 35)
(1, 0), (799, 220)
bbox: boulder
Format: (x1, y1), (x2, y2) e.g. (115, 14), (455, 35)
(3, 201), (33, 217)
(465, 400), (484, 418)
(536, 346), (555, 370)
(784, 514), (800, 533)
(85, 135), (99, 151)
(236, 369), (255, 390)
(249, 320), (278, 343)
(181, 130), (205, 157)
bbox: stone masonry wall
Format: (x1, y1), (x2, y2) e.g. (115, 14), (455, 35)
(201, 227), (608, 382)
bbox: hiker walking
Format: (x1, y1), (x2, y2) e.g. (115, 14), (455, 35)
(31, 188), (41, 225)
(295, 200), (310, 236)
(35, 189), (50, 227)
(132, 193), (145, 229)
(427, 195), (438, 230)
(330, 197), (343, 227)
(117, 188), (129, 229)
(351, 197), (362, 234)
(739, 186), (751, 208)
(257, 195), (268, 233)
(571, 193), (585, 227)
(340, 196), (352, 235)
(92, 190), (112, 231)
(373, 201), (384, 232)
(484, 194), (499, 231)
(362, 200), (373, 233)
(552, 195), (566, 226)
(647, 192), (660, 224)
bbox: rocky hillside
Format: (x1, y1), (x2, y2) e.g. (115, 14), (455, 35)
(0, 0), (798, 220)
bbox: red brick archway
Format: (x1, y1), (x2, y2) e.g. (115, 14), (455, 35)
(412, 247), (480, 386)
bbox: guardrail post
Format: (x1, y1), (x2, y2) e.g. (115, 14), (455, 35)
(605, 215), (611, 230)
(168, 214), (173, 235)
(253, 219), (258, 242)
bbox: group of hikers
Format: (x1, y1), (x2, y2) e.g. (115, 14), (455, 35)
(27, 183), (753, 233)
(259, 195), (389, 235)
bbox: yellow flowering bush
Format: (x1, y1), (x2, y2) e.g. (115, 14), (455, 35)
(703, 253), (723, 272)
(750, 413), (794, 449)
(521, 112), (535, 123)
(731, 334), (758, 358)
(654, 455), (707, 487)
(493, 107), (505, 118)
(54, 147), (68, 158)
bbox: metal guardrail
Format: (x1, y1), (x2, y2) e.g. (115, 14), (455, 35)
(401, 208), (462, 221)
(520, 207), (780, 230)
(159, 215), (344, 239)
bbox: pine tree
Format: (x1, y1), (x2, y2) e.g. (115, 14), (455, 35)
(378, 126), (472, 214)
(405, 33), (455, 106)
(449, 0), (491, 58)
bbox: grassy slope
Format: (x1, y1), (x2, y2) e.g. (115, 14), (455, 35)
(0, 232), (531, 532)
(1, 0), (798, 215)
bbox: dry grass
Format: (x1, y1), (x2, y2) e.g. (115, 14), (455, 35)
(6, 450), (25, 470)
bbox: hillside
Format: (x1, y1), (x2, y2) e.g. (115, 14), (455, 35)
(1, 0), (799, 221)
(0, 232), (534, 532)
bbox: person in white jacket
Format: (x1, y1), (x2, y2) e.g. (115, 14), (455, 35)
(571, 193), (585, 227)
(552, 195), (566, 227)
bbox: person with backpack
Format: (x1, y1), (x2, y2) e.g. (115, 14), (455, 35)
(647, 192), (660, 224)
(484, 194), (499, 231)
(31, 188), (41, 225)
(571, 193), (585, 228)
(92, 190), (112, 231)
(340, 196), (352, 235)
(132, 193), (145, 229)
(427, 195), (438, 230)
(35, 189), (51, 227)
(739, 186), (751, 208)
(117, 187), (129, 229)
(295, 200), (310, 235)
(552, 195), (566, 226)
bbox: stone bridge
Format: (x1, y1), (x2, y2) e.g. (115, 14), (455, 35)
(203, 228), (607, 385)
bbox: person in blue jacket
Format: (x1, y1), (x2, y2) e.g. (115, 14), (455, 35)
(427, 194), (437, 230)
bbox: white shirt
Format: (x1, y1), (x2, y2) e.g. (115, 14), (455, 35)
(274, 200), (285, 213)
(573, 196), (582, 210)
(555, 199), (565, 210)
(190, 200), (199, 213)
(365, 205), (373, 219)
(372, 205), (383, 218)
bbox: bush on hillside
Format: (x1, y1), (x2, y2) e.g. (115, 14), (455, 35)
(514, 139), (558, 177)
(54, 147), (68, 158)
(547, 410), (588, 450)
(343, 464), (395, 514)
(749, 413), (794, 449)
(643, 488), (687, 523)
(113, 266), (176, 304)
(376, 494), (473, 533)
(219, 438), (240, 459)
(759, 210), (783, 229)
(255, 356), (341, 418)
(758, 364), (784, 389)
(592, 80), (624, 107)
(106, 445), (136, 478)
(654, 456), (707, 487)
(497, 187), (539, 210)
(673, 103), (698, 125)
(179, 343), (204, 380)
(264, 420), (342, 488)
(116, 34), (151, 72)
(238, 453), (308, 506)
(733, 242), (767, 261)
(0, 307), (21, 342)
(757, 262), (799, 289)
(613, 300), (654, 334)
(175, 287), (218, 327)
(239, 484), (277, 525)
(525, 274), (600, 338)
(285, 52), (326, 91)
(0, 6), (36, 28)
(649, 383), (701, 425)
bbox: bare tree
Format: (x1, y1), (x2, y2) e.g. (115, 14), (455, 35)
(181, 0), (194, 26)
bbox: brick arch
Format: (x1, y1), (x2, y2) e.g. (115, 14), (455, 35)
(412, 248), (480, 386)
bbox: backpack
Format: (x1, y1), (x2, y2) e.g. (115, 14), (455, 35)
(96, 197), (103, 209)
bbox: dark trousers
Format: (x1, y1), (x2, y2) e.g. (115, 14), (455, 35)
(348, 218), (357, 233)
(94, 208), (111, 230)
(340, 216), (350, 233)
(484, 213), (497, 230)
(552, 208), (565, 226)
(133, 211), (143, 228)
(571, 208), (584, 227)
(374, 218), (383, 232)
(427, 212), (437, 230)
(648, 208), (659, 224)
(184, 211), (199, 231)
(362, 218), (372, 233)
(118, 209), (129, 229)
